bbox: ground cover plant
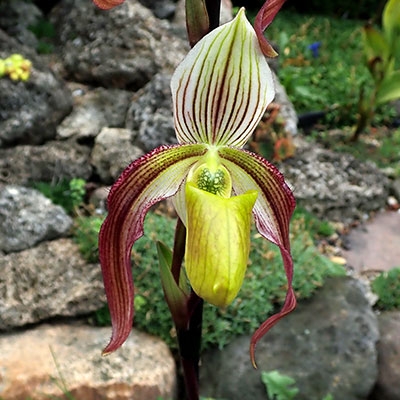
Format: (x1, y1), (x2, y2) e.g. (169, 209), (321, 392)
(372, 267), (400, 310)
(32, 178), (86, 215)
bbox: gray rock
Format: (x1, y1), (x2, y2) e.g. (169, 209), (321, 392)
(0, 29), (73, 147)
(0, 140), (92, 185)
(200, 277), (379, 400)
(89, 186), (110, 214)
(272, 71), (298, 136)
(0, 0), (43, 48)
(57, 86), (132, 140)
(91, 127), (144, 184)
(139, 0), (177, 19)
(51, 0), (187, 89)
(391, 178), (400, 202)
(279, 137), (390, 223)
(0, 324), (176, 400)
(370, 311), (400, 400)
(0, 239), (106, 329)
(125, 73), (178, 152)
(0, 185), (72, 253)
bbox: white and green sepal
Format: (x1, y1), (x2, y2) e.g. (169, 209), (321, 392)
(171, 8), (274, 148)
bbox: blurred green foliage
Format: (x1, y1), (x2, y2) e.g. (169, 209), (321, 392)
(266, 11), (396, 128)
(28, 17), (55, 54)
(33, 178), (86, 215)
(286, 0), (382, 19)
(261, 370), (334, 400)
(93, 210), (344, 351)
(262, 370), (299, 400)
(73, 216), (105, 264)
(372, 267), (400, 310)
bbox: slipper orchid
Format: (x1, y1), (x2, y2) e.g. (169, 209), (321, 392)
(99, 6), (295, 367)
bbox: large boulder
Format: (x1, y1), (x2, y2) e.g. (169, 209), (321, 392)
(0, 29), (72, 147)
(0, 324), (176, 400)
(125, 73), (177, 152)
(139, 0), (178, 19)
(279, 137), (390, 223)
(0, 185), (72, 253)
(0, 239), (105, 329)
(0, 140), (92, 185)
(200, 277), (379, 400)
(57, 85), (132, 140)
(50, 0), (188, 89)
(91, 127), (144, 183)
(0, 0), (43, 48)
(370, 311), (400, 400)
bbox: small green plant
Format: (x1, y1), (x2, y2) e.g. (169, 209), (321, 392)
(262, 370), (299, 400)
(262, 370), (334, 400)
(49, 347), (77, 400)
(33, 179), (86, 215)
(94, 211), (345, 350)
(351, 0), (400, 140)
(29, 18), (56, 54)
(73, 215), (105, 263)
(372, 267), (400, 310)
(292, 207), (335, 238)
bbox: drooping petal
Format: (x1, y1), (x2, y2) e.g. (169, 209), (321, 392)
(185, 182), (257, 307)
(171, 8), (274, 148)
(218, 146), (296, 367)
(255, 0), (286, 57)
(92, 0), (125, 10)
(100, 144), (207, 355)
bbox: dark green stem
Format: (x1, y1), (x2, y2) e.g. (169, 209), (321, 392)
(205, 0), (221, 31)
(171, 218), (203, 400)
(178, 293), (203, 400)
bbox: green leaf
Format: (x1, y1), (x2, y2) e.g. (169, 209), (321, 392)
(383, 0), (400, 48)
(362, 25), (389, 62)
(261, 370), (299, 400)
(376, 71), (400, 105)
(157, 241), (189, 328)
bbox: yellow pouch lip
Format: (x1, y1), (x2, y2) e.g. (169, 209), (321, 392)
(185, 182), (257, 307)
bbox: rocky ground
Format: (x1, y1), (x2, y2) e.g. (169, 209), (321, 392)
(0, 1), (399, 400)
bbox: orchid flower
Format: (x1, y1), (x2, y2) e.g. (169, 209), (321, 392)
(98, 3), (294, 367)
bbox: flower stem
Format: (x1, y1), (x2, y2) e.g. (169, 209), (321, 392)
(171, 218), (203, 400)
(178, 293), (203, 400)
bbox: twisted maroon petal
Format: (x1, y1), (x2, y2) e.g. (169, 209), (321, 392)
(100, 144), (207, 355)
(255, 0), (286, 57)
(218, 146), (296, 367)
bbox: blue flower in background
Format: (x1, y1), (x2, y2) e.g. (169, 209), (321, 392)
(308, 41), (321, 58)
